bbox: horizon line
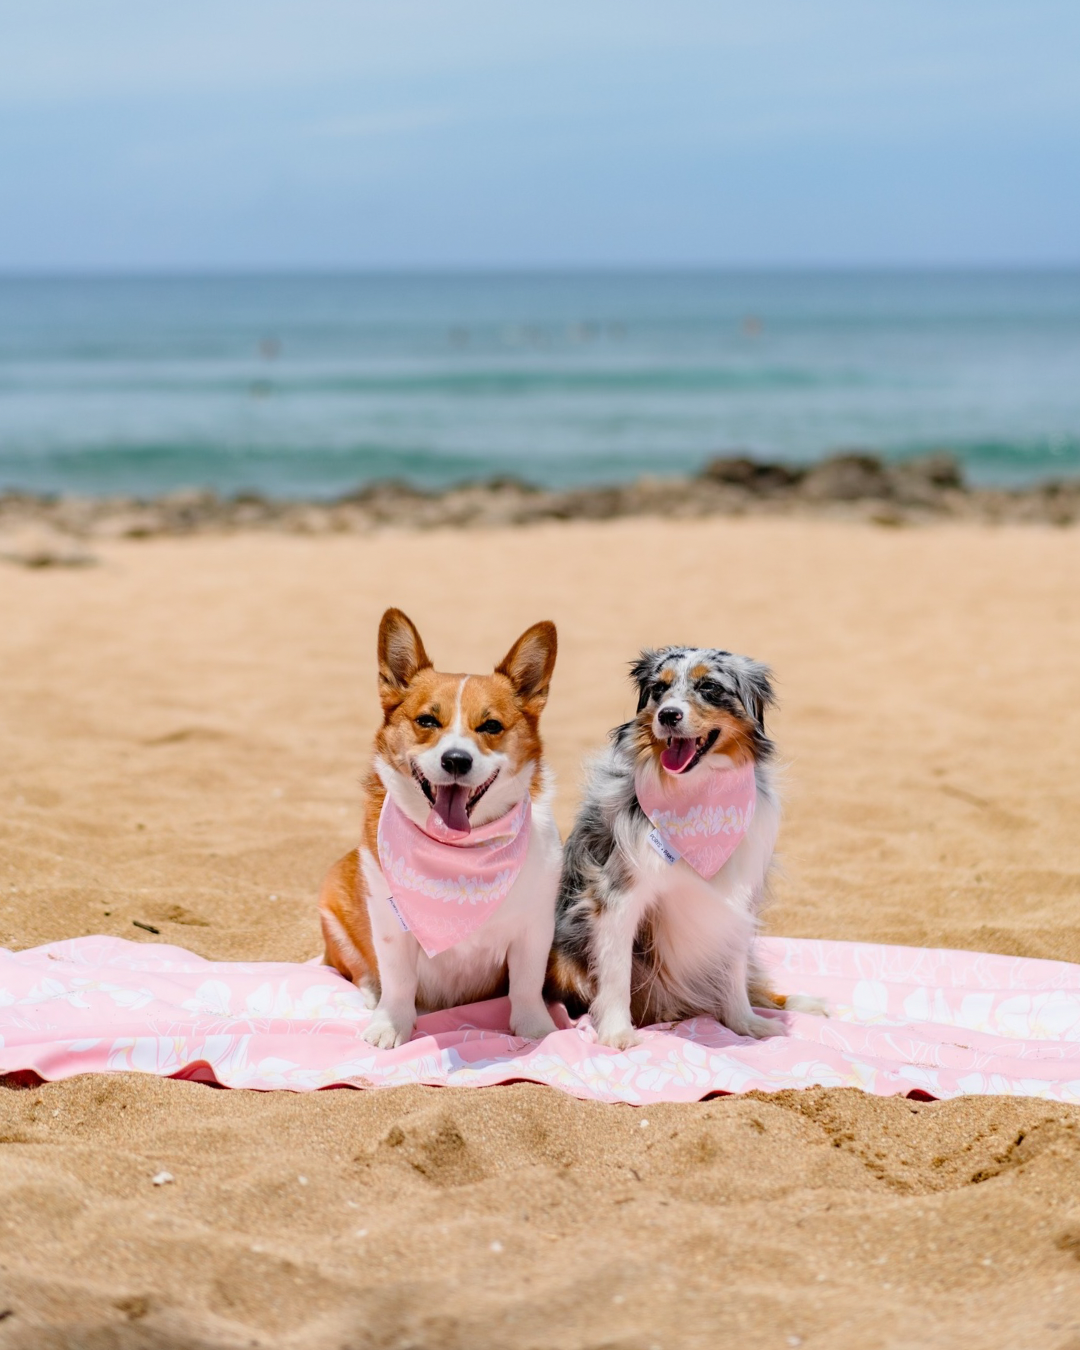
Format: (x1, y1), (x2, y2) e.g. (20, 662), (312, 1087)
(3, 261), (1080, 282)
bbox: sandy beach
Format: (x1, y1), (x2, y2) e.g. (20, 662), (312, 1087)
(2, 514), (1080, 1349)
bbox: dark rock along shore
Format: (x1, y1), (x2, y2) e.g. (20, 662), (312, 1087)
(1, 454), (1078, 565)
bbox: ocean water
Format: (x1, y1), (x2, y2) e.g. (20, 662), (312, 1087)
(1, 270), (1078, 498)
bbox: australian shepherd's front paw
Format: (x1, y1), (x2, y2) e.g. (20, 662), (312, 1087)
(727, 1010), (784, 1040)
(363, 1008), (415, 1050)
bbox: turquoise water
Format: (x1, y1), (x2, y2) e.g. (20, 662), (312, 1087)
(1, 270), (1078, 497)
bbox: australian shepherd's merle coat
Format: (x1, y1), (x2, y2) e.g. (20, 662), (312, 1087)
(548, 644), (799, 1049)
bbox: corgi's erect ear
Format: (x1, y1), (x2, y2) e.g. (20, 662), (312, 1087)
(496, 621), (558, 716)
(377, 608), (432, 711)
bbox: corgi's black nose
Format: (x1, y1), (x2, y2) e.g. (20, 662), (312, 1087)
(658, 706), (683, 729)
(441, 748), (473, 776)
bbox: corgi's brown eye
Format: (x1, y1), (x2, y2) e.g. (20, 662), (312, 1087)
(415, 713), (440, 729)
(476, 719), (504, 736)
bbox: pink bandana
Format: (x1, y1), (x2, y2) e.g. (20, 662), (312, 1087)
(634, 759), (757, 879)
(376, 794), (532, 957)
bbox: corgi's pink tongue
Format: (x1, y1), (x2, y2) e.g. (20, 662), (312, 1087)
(661, 737), (697, 774)
(433, 784), (471, 833)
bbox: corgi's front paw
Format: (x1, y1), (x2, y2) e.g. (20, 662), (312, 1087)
(363, 1008), (414, 1049)
(510, 1005), (557, 1041)
(355, 978), (380, 1011)
(593, 1016), (641, 1051)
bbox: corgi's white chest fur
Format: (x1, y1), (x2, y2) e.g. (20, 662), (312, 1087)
(361, 793), (562, 1021)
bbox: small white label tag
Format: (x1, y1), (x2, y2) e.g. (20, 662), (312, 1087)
(646, 827), (681, 866)
(385, 892), (411, 933)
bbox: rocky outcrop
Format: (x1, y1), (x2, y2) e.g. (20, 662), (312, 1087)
(1, 452), (1077, 563)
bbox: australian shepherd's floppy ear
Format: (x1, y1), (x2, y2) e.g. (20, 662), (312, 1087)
(548, 644), (823, 1049)
(319, 608), (561, 1048)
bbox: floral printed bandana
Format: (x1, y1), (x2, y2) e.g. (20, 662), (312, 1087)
(376, 793), (532, 956)
(634, 758), (757, 879)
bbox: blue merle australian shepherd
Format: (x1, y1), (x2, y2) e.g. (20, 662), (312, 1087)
(548, 644), (822, 1048)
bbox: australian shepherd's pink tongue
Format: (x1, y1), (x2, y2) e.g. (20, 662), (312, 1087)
(661, 736), (697, 774)
(433, 784), (472, 833)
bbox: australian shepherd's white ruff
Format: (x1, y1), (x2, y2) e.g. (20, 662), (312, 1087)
(548, 644), (818, 1049)
(319, 608), (561, 1048)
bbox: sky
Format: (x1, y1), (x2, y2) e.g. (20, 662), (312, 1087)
(1, 0), (1078, 271)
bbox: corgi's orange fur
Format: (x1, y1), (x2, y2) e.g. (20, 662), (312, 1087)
(319, 608), (561, 1048)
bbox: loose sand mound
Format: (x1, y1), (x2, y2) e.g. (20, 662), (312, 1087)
(2, 517), (1079, 1348)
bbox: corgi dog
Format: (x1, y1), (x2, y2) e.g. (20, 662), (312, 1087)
(319, 608), (561, 1049)
(548, 644), (816, 1049)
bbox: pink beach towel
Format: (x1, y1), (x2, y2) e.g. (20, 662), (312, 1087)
(2, 935), (1080, 1105)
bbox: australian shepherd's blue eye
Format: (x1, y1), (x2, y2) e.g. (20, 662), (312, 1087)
(476, 718), (504, 735)
(415, 713), (440, 729)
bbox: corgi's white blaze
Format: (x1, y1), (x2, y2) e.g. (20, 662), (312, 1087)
(452, 676), (468, 734)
